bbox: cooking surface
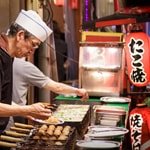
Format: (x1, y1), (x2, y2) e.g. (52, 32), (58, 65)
(53, 104), (90, 122)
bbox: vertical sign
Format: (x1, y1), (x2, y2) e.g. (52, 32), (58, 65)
(125, 32), (150, 87)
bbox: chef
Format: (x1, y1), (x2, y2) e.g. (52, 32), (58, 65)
(0, 9), (52, 149)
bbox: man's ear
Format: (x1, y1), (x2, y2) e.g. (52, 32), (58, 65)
(16, 30), (25, 41)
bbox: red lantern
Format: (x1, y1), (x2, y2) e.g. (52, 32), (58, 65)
(125, 32), (150, 87)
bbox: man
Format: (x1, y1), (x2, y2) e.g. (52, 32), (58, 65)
(13, 57), (88, 107)
(0, 9), (53, 137)
(10, 10), (88, 125)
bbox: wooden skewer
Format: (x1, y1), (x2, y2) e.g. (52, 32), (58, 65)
(0, 135), (23, 142)
(0, 141), (17, 148)
(5, 130), (27, 137)
(14, 122), (34, 129)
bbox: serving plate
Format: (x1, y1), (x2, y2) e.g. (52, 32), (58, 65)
(76, 140), (120, 149)
(100, 97), (131, 103)
(86, 126), (128, 138)
(33, 118), (64, 125)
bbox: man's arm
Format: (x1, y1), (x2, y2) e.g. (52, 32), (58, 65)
(0, 102), (51, 120)
(44, 80), (89, 101)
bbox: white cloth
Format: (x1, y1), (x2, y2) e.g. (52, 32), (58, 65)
(15, 9), (52, 42)
(12, 57), (51, 105)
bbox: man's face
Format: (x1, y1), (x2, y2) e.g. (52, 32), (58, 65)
(14, 31), (41, 58)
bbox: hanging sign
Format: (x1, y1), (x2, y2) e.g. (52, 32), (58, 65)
(125, 32), (150, 87)
(53, 0), (64, 6)
(129, 107), (150, 150)
(69, 0), (78, 9)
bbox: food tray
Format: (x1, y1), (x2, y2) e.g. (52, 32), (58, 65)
(0, 123), (77, 150)
(53, 104), (90, 122)
(53, 104), (91, 139)
(16, 125), (77, 150)
(64, 107), (91, 139)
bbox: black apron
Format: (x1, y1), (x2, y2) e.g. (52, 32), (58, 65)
(0, 48), (13, 132)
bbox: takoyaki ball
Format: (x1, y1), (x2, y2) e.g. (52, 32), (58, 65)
(46, 129), (53, 136)
(55, 141), (63, 145)
(52, 117), (59, 123)
(38, 124), (48, 135)
(39, 129), (46, 135)
(62, 129), (70, 136)
(40, 124), (48, 130)
(53, 129), (61, 136)
(58, 134), (68, 140)
(48, 125), (55, 131)
(56, 126), (63, 131)
(45, 116), (59, 124)
(49, 136), (57, 140)
(63, 126), (71, 131)
(41, 136), (49, 141)
(32, 135), (40, 140)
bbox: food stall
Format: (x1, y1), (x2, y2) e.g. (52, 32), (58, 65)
(0, 102), (128, 149)
(0, 0), (150, 150)
(53, 31), (131, 149)
(0, 24), (131, 150)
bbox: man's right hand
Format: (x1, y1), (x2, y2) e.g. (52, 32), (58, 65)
(27, 103), (52, 120)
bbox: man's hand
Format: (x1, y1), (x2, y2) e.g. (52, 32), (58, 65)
(27, 103), (52, 120)
(76, 88), (89, 101)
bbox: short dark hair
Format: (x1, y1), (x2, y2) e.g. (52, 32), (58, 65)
(7, 23), (32, 39)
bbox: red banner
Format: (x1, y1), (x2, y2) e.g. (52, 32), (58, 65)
(125, 32), (150, 87)
(53, 0), (78, 9)
(114, 0), (120, 12)
(53, 0), (64, 6)
(69, 0), (78, 9)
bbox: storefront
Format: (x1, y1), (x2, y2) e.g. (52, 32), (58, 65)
(0, 0), (150, 150)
